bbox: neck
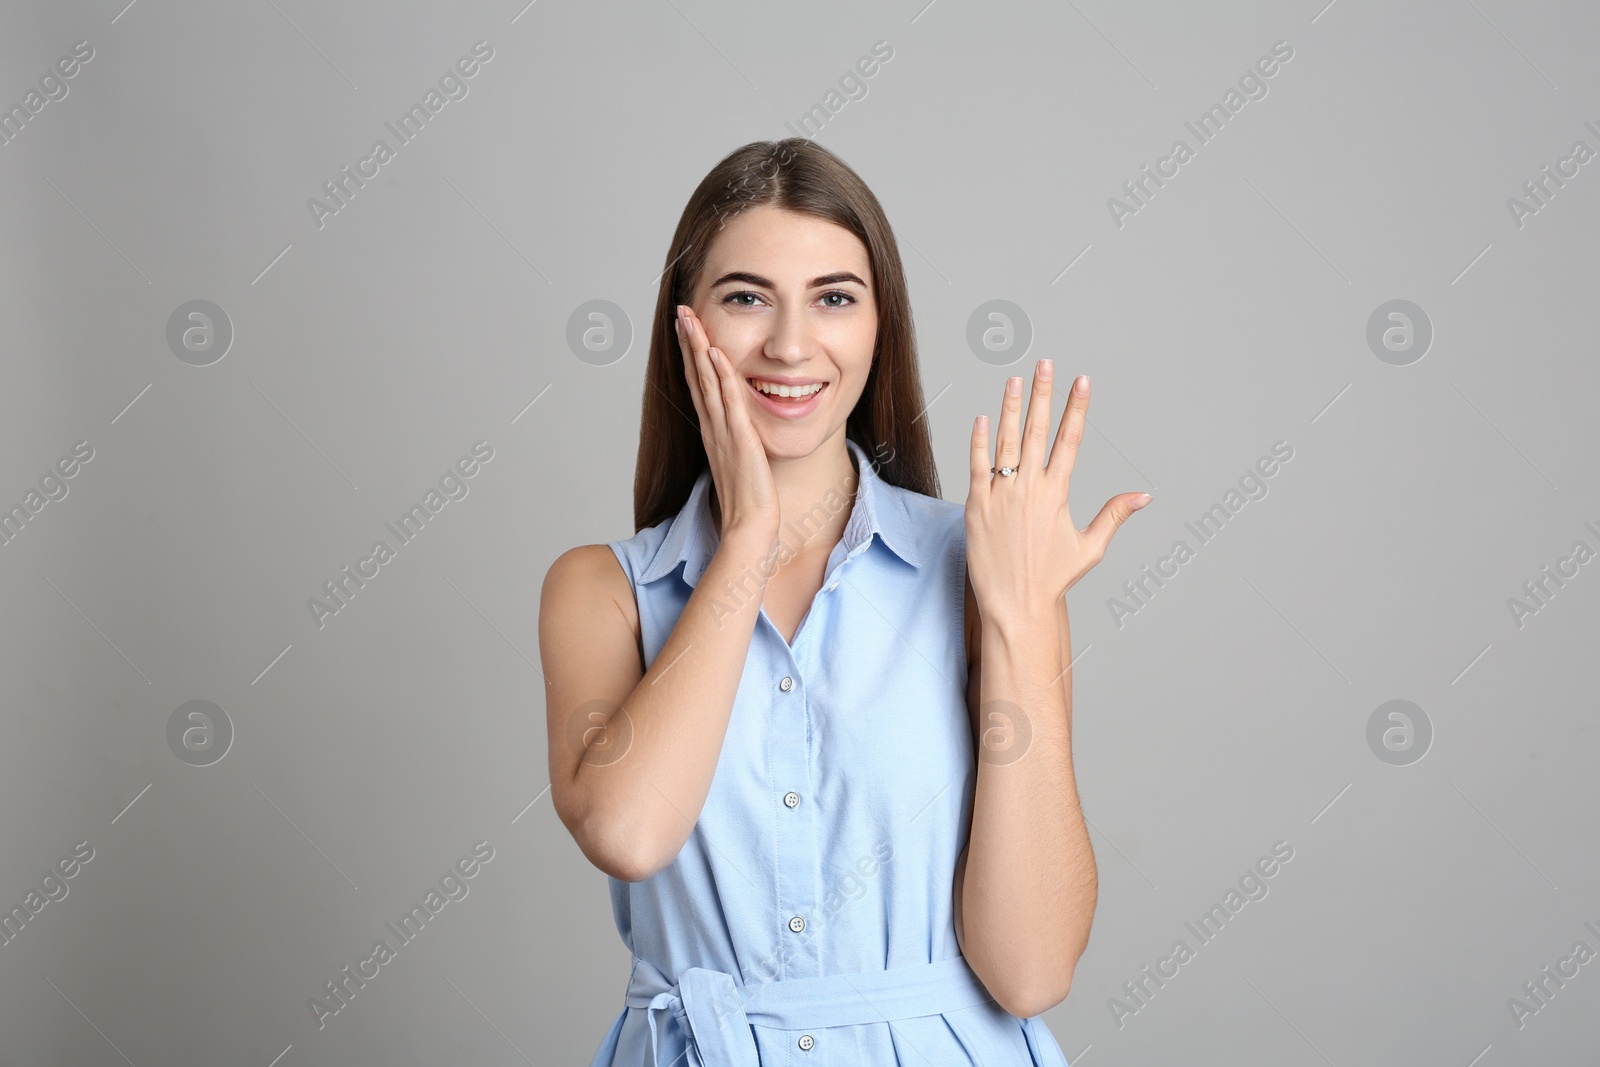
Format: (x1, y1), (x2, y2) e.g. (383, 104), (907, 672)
(710, 434), (859, 562)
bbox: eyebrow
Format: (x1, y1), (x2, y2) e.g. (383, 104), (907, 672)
(707, 270), (869, 291)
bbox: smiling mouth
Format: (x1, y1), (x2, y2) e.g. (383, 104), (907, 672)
(746, 379), (828, 403)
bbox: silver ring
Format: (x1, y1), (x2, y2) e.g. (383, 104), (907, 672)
(990, 465), (1017, 477)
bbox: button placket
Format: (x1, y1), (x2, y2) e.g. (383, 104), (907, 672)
(818, 537), (862, 597)
(771, 650), (816, 978)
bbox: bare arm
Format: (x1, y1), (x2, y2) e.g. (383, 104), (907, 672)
(539, 529), (776, 882)
(953, 364), (1144, 1019)
(953, 569), (1095, 1019)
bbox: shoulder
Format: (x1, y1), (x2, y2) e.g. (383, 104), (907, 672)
(540, 544), (637, 635)
(542, 542), (626, 588)
(898, 492), (974, 667)
(880, 485), (977, 668)
(886, 484), (966, 554)
(898, 487), (965, 524)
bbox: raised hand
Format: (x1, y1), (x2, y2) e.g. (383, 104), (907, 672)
(965, 361), (1150, 624)
(675, 304), (781, 546)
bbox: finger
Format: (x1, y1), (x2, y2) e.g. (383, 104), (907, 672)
(710, 345), (764, 498)
(711, 346), (756, 444)
(1047, 374), (1090, 496)
(684, 307), (728, 445)
(1018, 359), (1054, 480)
(1079, 491), (1151, 567)
(994, 375), (1024, 475)
(969, 412), (991, 506)
(675, 310), (710, 431)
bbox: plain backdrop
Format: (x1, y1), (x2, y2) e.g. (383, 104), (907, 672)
(2, 0), (1597, 1064)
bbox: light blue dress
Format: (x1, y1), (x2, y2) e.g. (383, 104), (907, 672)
(591, 436), (1073, 1066)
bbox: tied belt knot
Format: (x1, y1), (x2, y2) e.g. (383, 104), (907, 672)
(624, 954), (997, 1066)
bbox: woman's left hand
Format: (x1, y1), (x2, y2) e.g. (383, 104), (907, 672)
(965, 361), (1151, 624)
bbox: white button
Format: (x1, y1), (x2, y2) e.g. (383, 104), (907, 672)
(826, 581), (839, 591)
(798, 1034), (815, 1051)
(788, 915), (806, 933)
(779, 676), (793, 692)
(784, 791), (800, 808)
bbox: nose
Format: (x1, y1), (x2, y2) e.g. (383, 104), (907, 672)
(762, 303), (811, 365)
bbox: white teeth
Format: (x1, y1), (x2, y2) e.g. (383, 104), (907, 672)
(751, 380), (824, 398)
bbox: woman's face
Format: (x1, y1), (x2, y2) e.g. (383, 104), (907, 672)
(687, 204), (878, 461)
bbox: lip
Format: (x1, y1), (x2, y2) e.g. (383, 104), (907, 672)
(747, 375), (826, 386)
(746, 377), (829, 419)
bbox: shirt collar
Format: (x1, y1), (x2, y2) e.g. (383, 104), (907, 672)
(637, 437), (925, 588)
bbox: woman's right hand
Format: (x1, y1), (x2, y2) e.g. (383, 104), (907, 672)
(675, 303), (781, 550)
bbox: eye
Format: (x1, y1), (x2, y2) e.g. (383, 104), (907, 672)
(718, 289), (859, 308)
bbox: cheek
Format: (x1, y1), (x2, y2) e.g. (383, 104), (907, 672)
(831, 318), (877, 370)
(698, 322), (728, 354)
(849, 343), (877, 385)
(703, 311), (760, 351)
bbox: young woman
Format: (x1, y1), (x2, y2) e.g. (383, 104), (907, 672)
(540, 138), (1150, 1066)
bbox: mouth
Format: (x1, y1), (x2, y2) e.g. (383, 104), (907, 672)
(745, 378), (829, 419)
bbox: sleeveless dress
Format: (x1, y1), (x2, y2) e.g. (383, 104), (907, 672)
(590, 436), (1073, 1066)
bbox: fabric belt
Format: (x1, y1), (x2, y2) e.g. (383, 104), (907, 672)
(624, 954), (998, 1066)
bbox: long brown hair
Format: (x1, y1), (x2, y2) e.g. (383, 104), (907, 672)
(630, 137), (940, 533)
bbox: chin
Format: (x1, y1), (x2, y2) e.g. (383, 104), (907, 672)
(756, 427), (833, 462)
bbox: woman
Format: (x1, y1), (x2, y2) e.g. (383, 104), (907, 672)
(540, 138), (1150, 1066)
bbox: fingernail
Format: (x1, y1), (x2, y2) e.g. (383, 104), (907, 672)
(1075, 375), (1089, 396)
(1131, 493), (1152, 511)
(1040, 359), (1053, 379)
(1007, 377), (1021, 396)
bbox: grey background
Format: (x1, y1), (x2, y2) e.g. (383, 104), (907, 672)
(2, 0), (1596, 1064)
